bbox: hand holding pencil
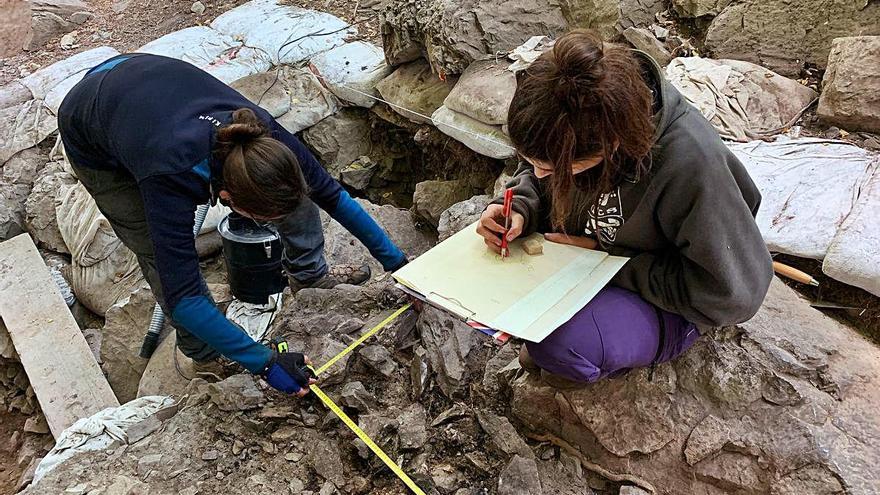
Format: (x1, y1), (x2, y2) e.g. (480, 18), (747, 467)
(476, 189), (525, 256)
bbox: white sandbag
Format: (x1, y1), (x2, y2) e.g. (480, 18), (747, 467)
(443, 59), (516, 126)
(823, 166), (880, 297)
(199, 202), (231, 235)
(0, 99), (57, 165)
(275, 67), (338, 134)
(43, 47), (122, 115)
(309, 41), (390, 108)
(56, 182), (144, 315)
(431, 105), (516, 160)
(728, 138), (878, 260)
(211, 0), (354, 65)
(226, 292), (283, 341)
(667, 57), (817, 142)
(20, 46), (119, 101)
(34, 396), (175, 483)
(137, 26), (272, 84)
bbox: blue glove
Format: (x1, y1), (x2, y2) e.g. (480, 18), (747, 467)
(262, 351), (314, 394)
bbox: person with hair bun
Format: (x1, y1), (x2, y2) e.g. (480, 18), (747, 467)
(58, 54), (409, 397)
(477, 30), (773, 387)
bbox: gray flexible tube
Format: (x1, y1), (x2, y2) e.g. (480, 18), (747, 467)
(139, 203), (211, 359)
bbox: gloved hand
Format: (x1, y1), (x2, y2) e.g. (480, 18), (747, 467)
(262, 350), (316, 397)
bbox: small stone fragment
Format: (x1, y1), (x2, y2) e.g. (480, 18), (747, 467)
(523, 237), (543, 255)
(23, 416), (49, 435)
(191, 1), (205, 14)
(498, 455), (542, 495)
(201, 449), (219, 461)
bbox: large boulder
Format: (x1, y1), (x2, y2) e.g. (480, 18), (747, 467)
(672, 0), (730, 18)
(23, 0), (93, 52)
(302, 108), (373, 179)
(704, 0), (880, 76)
(308, 41), (391, 108)
(511, 279), (880, 494)
(412, 179), (477, 227)
(375, 60), (457, 125)
(437, 195), (491, 241)
(443, 60), (516, 126)
(24, 160), (75, 253)
(817, 36), (880, 134)
(0, 0), (31, 57)
(379, 0), (644, 75)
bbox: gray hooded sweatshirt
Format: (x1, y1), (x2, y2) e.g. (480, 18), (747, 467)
(494, 53), (773, 327)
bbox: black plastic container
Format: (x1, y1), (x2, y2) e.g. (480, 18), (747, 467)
(218, 212), (285, 304)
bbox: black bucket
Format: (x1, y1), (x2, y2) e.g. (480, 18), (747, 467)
(218, 212), (285, 304)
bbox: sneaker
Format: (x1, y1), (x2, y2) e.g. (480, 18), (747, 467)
(288, 263), (372, 293)
(518, 345), (540, 373)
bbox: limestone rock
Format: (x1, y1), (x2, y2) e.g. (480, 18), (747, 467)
(137, 334), (193, 399)
(303, 109), (372, 179)
(24, 0), (93, 51)
(704, 0), (880, 76)
(3, 147), (47, 186)
(443, 60), (516, 126)
(190, 1), (205, 14)
(475, 409), (533, 459)
(497, 455), (542, 495)
(617, 0), (666, 32)
(417, 306), (493, 398)
(339, 156), (377, 191)
(358, 344), (397, 377)
(817, 36), (880, 134)
(397, 403), (427, 450)
(412, 179), (475, 227)
(0, 81), (33, 111)
(0, 180), (30, 241)
(437, 195), (491, 241)
(511, 279), (880, 494)
(229, 71), (292, 118)
(24, 161), (75, 253)
(0, 99), (56, 166)
(672, 0), (730, 18)
(375, 60), (457, 125)
(207, 374), (265, 411)
(339, 381), (377, 412)
(380, 0), (627, 76)
(0, 0), (31, 57)
(100, 285), (155, 403)
(623, 27), (672, 67)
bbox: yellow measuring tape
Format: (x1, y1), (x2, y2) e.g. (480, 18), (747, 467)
(309, 302), (426, 495)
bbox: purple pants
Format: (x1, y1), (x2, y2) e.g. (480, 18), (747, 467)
(527, 286), (700, 383)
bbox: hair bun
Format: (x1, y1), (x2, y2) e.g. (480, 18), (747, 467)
(216, 108), (268, 144)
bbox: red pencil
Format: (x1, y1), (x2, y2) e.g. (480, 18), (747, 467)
(500, 188), (513, 258)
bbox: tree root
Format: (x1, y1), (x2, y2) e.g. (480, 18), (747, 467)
(526, 431), (657, 494)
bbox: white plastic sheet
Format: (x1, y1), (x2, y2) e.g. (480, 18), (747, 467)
(211, 0), (355, 65)
(431, 105), (515, 160)
(226, 292), (283, 341)
(34, 396), (175, 483)
(138, 26), (272, 84)
(728, 138), (878, 260)
(20, 46), (119, 101)
(309, 41), (390, 108)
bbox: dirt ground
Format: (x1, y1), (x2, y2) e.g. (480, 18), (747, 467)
(0, 412), (27, 495)
(1, 0), (380, 87)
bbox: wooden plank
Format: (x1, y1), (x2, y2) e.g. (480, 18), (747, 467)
(0, 234), (119, 438)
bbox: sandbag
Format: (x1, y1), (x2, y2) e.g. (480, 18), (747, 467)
(431, 105), (515, 160)
(34, 396), (175, 483)
(0, 99), (56, 165)
(210, 0), (354, 65)
(20, 46), (118, 101)
(823, 166), (880, 297)
(309, 41), (390, 108)
(56, 182), (143, 315)
(667, 57), (818, 142)
(274, 67), (338, 134)
(443, 59), (516, 126)
(137, 26), (271, 84)
(728, 138), (878, 260)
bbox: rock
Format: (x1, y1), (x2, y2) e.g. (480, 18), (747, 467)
(137, 333), (193, 399)
(0, 180), (30, 241)
(190, 1), (205, 14)
(497, 455), (542, 495)
(380, 0), (628, 76)
(412, 179), (475, 227)
(437, 195), (490, 241)
(339, 156), (377, 191)
(511, 279), (880, 494)
(309, 438), (345, 487)
(100, 286), (155, 403)
(59, 31), (77, 49)
(23, 416), (50, 435)
(480, 344), (519, 397)
(3, 147), (46, 186)
(418, 306), (493, 398)
(201, 449), (219, 461)
(817, 36), (880, 134)
(623, 27), (672, 67)
(618, 486), (650, 495)
(397, 403), (427, 450)
(303, 109), (372, 178)
(375, 60), (457, 124)
(24, 161), (75, 253)
(136, 453), (163, 476)
(823, 163), (880, 297)
(274, 67), (338, 134)
(0, 99), (56, 169)
(320, 197), (435, 272)
(309, 41), (391, 108)
(0, 0), (31, 57)
(206, 374), (265, 411)
(618, 0), (666, 33)
(430, 464), (463, 493)
(0, 81), (32, 111)
(358, 344), (397, 377)
(409, 345), (430, 399)
(24, 0), (92, 51)
(672, 0), (730, 17)
(339, 381), (377, 412)
(229, 71), (292, 118)
(443, 60), (516, 126)
(353, 412), (397, 459)
(431, 105), (516, 159)
(704, 0), (880, 76)
(475, 409), (533, 458)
